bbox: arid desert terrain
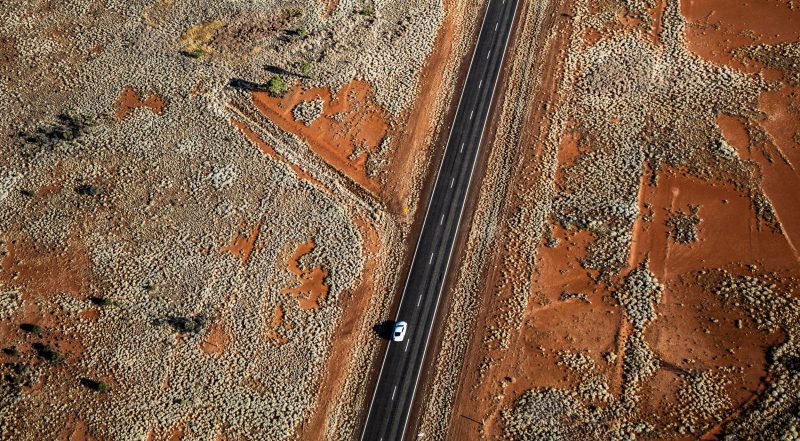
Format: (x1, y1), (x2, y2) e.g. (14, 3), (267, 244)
(419, 0), (800, 440)
(2, 0), (800, 440)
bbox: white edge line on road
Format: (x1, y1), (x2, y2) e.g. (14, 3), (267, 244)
(397, 1), (519, 440)
(358, 0), (498, 439)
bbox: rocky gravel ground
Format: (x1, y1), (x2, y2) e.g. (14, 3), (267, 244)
(0, 0), (451, 439)
(420, 0), (800, 439)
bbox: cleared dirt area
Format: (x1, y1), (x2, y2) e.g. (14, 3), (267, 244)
(0, 1), (486, 440)
(420, 0), (800, 439)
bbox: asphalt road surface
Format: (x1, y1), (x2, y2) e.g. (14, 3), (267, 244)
(359, 0), (520, 439)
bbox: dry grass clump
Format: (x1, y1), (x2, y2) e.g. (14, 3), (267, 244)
(613, 260), (663, 329)
(665, 205), (701, 244)
(292, 98), (324, 125)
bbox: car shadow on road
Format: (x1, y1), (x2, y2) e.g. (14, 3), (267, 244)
(373, 320), (396, 340)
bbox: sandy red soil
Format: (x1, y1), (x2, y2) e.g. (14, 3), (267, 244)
(221, 218), (263, 265)
(200, 319), (230, 355)
(282, 239), (329, 310)
(115, 86), (166, 120)
(443, 0), (800, 438)
(1, 236), (91, 299)
(251, 81), (388, 195)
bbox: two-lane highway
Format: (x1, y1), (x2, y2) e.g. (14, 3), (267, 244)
(360, 0), (520, 440)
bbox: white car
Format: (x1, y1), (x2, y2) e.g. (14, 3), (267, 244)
(393, 321), (408, 342)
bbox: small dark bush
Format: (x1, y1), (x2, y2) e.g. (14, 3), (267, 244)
(88, 295), (110, 306)
(79, 377), (108, 392)
(786, 355), (800, 374)
(74, 184), (100, 196)
(4, 373), (22, 387)
(19, 323), (42, 335)
(165, 315), (206, 334)
(21, 112), (96, 149)
(32, 343), (60, 362)
(5, 363), (26, 375)
(2, 347), (19, 356)
(181, 48), (205, 59)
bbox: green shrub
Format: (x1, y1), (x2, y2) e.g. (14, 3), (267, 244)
(20, 112), (97, 150)
(300, 62), (313, 74)
(295, 27), (309, 37)
(358, 6), (375, 16)
(267, 75), (290, 97)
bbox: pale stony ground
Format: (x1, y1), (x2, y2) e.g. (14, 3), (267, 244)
(420, 0), (800, 440)
(0, 0), (449, 439)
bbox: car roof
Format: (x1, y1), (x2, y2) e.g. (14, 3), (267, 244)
(395, 321), (407, 326)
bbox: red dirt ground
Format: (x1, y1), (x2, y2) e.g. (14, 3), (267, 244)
(444, 0), (800, 438)
(681, 0), (800, 76)
(1, 236), (92, 299)
(282, 238), (329, 310)
(220, 218), (263, 265)
(251, 81), (388, 195)
(115, 86), (166, 120)
(200, 319), (230, 355)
